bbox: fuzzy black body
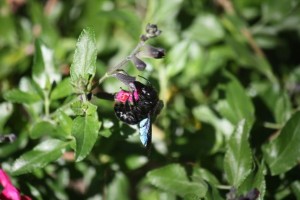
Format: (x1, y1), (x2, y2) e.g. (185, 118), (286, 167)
(114, 81), (161, 125)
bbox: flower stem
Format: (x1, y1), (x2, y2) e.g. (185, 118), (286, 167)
(98, 40), (145, 85)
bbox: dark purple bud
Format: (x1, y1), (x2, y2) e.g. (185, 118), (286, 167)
(145, 23), (162, 38)
(0, 133), (16, 143)
(137, 45), (165, 59)
(131, 55), (146, 71)
(140, 34), (148, 42)
(113, 70), (136, 86)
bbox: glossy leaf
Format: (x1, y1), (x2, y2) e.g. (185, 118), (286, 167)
(147, 164), (207, 198)
(55, 111), (72, 137)
(10, 139), (68, 175)
(3, 89), (41, 104)
(224, 119), (253, 187)
(30, 120), (56, 139)
(72, 103), (101, 162)
(239, 162), (266, 200)
(262, 111), (300, 175)
(70, 28), (97, 93)
(50, 77), (73, 100)
(33, 39), (60, 89)
(218, 73), (255, 125)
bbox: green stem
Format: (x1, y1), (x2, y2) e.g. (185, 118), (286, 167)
(98, 40), (145, 85)
(44, 90), (50, 117)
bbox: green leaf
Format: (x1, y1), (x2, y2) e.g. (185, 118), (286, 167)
(184, 14), (224, 45)
(217, 73), (255, 125)
(33, 39), (60, 89)
(4, 89), (41, 104)
(166, 40), (189, 78)
(147, 164), (207, 198)
(10, 139), (68, 175)
(30, 120), (56, 139)
(291, 181), (300, 200)
(239, 162), (266, 200)
(274, 92), (292, 124)
(192, 167), (220, 186)
(107, 173), (130, 200)
(55, 111), (73, 137)
(125, 155), (148, 170)
(0, 102), (13, 132)
(50, 77), (73, 100)
(224, 119), (253, 187)
(70, 28), (97, 93)
(262, 111), (300, 175)
(72, 103), (101, 161)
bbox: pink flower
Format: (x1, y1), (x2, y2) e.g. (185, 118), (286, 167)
(115, 89), (139, 103)
(0, 169), (31, 200)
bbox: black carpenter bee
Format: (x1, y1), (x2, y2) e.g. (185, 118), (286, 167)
(114, 80), (163, 149)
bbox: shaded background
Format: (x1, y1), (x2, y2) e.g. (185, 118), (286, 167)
(1, 0), (300, 199)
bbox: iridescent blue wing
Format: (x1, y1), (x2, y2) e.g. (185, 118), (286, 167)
(138, 116), (152, 149)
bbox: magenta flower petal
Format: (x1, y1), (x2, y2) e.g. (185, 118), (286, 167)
(0, 169), (31, 200)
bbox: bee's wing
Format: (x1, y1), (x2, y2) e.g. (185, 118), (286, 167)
(138, 116), (152, 149)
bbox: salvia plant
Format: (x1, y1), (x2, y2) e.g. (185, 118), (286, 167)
(1, 1), (300, 200)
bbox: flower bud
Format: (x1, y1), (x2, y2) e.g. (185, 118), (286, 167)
(113, 70), (136, 86)
(131, 55), (147, 71)
(137, 45), (165, 59)
(145, 23), (162, 38)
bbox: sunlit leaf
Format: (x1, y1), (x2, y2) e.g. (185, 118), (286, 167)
(10, 139), (68, 175)
(50, 77), (73, 100)
(147, 164), (208, 198)
(217, 73), (255, 125)
(239, 161), (266, 200)
(72, 102), (101, 162)
(70, 28), (97, 93)
(4, 89), (41, 104)
(30, 120), (56, 139)
(224, 119), (253, 187)
(262, 111), (300, 175)
(33, 39), (60, 89)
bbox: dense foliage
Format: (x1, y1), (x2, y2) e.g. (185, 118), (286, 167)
(1, 0), (300, 199)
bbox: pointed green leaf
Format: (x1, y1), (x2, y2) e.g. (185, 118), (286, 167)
(239, 162), (266, 200)
(70, 28), (97, 93)
(4, 89), (41, 104)
(55, 111), (72, 137)
(262, 111), (300, 175)
(33, 39), (60, 89)
(217, 73), (255, 125)
(72, 103), (100, 161)
(30, 120), (56, 139)
(10, 139), (68, 175)
(50, 77), (73, 100)
(224, 119), (253, 187)
(147, 164), (207, 198)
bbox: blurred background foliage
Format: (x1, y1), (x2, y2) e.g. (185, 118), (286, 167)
(1, 0), (300, 199)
